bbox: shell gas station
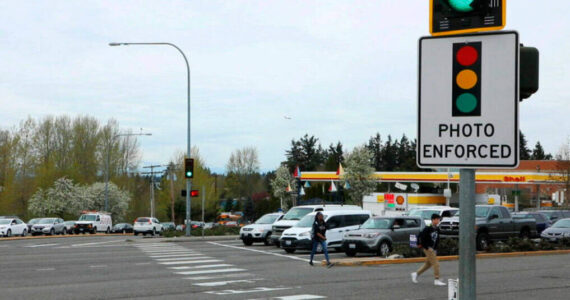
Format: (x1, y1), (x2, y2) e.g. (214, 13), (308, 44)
(296, 160), (566, 215)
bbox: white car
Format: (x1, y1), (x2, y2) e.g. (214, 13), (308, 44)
(75, 212), (113, 234)
(0, 218), (28, 237)
(133, 217), (163, 236)
(409, 207), (459, 226)
(240, 212), (284, 246)
(280, 210), (372, 253)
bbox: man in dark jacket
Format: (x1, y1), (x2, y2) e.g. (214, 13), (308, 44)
(411, 214), (446, 286)
(309, 212), (333, 268)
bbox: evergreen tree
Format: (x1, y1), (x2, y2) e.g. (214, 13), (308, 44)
(366, 133), (383, 171)
(531, 141), (548, 160)
(520, 132), (532, 160)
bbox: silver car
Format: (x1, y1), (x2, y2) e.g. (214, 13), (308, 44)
(341, 216), (424, 257)
(31, 218), (67, 235)
(540, 218), (570, 242)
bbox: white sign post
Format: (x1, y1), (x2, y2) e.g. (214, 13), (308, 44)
(418, 31), (519, 169)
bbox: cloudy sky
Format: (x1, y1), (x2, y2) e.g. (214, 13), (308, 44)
(1, 0), (568, 173)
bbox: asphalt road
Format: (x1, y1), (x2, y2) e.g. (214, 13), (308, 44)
(1, 236), (569, 299)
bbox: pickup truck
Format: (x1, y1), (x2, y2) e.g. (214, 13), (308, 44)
(440, 205), (536, 250)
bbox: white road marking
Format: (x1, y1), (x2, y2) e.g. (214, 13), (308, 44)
(158, 257), (212, 265)
(168, 264), (233, 270)
(135, 262), (152, 265)
(89, 265), (108, 268)
(154, 255), (207, 261)
(25, 243), (59, 248)
(36, 268), (56, 271)
(193, 279), (263, 287)
(204, 287), (291, 295)
(184, 273), (255, 281)
(142, 250), (194, 254)
(71, 240), (123, 247)
(163, 259), (222, 266)
(272, 295), (327, 300)
(149, 254), (203, 259)
(208, 242), (310, 262)
(175, 268), (246, 275)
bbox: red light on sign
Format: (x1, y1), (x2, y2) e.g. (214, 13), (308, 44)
(385, 194), (395, 201)
(456, 45), (478, 66)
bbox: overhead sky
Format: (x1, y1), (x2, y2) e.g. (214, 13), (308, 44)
(1, 1), (568, 173)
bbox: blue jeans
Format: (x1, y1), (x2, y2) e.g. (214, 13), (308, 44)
(310, 239), (330, 263)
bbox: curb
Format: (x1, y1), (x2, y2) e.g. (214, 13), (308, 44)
(134, 235), (240, 243)
(0, 233), (132, 242)
(322, 249), (570, 266)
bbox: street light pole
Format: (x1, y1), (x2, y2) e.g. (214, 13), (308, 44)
(105, 132), (151, 212)
(109, 42), (192, 236)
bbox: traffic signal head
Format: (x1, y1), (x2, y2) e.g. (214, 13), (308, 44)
(452, 42), (481, 117)
(430, 0), (506, 36)
(190, 190), (199, 197)
(184, 158), (194, 178)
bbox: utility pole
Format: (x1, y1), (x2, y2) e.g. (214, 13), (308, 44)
(202, 185), (205, 238)
(143, 165), (162, 218)
(166, 163), (179, 222)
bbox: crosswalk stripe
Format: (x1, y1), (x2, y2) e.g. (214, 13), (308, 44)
(184, 273), (255, 281)
(175, 268), (246, 275)
(192, 279), (262, 287)
(164, 260), (222, 266)
(149, 254), (203, 258)
(154, 255), (207, 261)
(273, 295), (327, 300)
(168, 264), (233, 270)
(205, 287), (291, 295)
(158, 258), (212, 265)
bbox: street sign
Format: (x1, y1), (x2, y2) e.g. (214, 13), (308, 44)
(418, 31), (519, 168)
(430, 0), (506, 36)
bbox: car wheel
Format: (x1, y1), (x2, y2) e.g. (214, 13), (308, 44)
(243, 239), (253, 246)
(6, 229), (12, 237)
(106, 227), (110, 234)
(122, 229), (126, 234)
(274, 241), (281, 248)
(134, 231), (138, 236)
(263, 234), (272, 246)
(50, 228), (55, 236)
(476, 232), (490, 251)
(378, 241), (391, 257)
(22, 229), (27, 237)
(152, 228), (156, 236)
(91, 227), (97, 234)
(520, 228), (531, 239)
(285, 248), (296, 254)
(345, 250), (357, 257)
(62, 228), (67, 235)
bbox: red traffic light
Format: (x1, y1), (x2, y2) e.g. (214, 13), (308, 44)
(190, 190), (199, 197)
(456, 45), (478, 66)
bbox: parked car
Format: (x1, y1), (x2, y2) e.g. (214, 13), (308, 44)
(133, 217), (163, 236)
(161, 222), (175, 231)
(540, 218), (570, 242)
(280, 210), (371, 253)
(113, 223), (133, 234)
(75, 212), (112, 234)
(175, 224), (184, 231)
(31, 218), (66, 235)
(408, 207), (458, 226)
(271, 204), (363, 247)
(225, 221), (238, 227)
(440, 205), (537, 250)
(240, 212), (284, 246)
(342, 216), (425, 257)
(204, 222), (216, 229)
(27, 218), (42, 233)
(537, 210), (570, 224)
(63, 221), (76, 234)
(512, 212), (550, 235)
(0, 218), (28, 237)
(191, 221), (204, 229)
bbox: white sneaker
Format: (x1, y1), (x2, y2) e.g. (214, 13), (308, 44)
(411, 272), (418, 283)
(434, 279), (446, 286)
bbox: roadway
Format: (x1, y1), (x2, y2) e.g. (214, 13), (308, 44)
(1, 236), (569, 299)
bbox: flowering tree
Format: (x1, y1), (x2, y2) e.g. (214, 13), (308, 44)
(342, 146), (376, 207)
(270, 165), (296, 210)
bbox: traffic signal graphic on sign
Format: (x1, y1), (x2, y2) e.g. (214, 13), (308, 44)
(452, 42), (481, 117)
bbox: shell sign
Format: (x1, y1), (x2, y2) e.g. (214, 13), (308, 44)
(396, 195), (405, 205)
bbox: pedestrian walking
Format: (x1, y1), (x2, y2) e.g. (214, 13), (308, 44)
(309, 212), (334, 268)
(411, 213), (446, 286)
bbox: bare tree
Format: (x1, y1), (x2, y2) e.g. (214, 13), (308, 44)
(556, 137), (570, 205)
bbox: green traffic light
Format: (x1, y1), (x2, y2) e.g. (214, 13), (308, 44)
(447, 0), (474, 12)
(186, 171), (193, 177)
(456, 93), (478, 113)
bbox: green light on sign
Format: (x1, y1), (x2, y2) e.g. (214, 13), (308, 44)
(456, 93), (478, 113)
(448, 0), (474, 12)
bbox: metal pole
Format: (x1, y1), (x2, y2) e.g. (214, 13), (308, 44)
(459, 169), (476, 300)
(105, 141), (110, 212)
(150, 175), (154, 218)
(202, 185), (205, 238)
(514, 184), (519, 212)
(109, 42), (191, 236)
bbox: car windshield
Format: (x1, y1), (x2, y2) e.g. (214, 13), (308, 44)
(512, 214), (532, 219)
(409, 210), (439, 220)
(79, 215), (97, 221)
(38, 218), (56, 224)
(0, 219), (11, 225)
(255, 214), (280, 224)
(136, 218), (149, 223)
(295, 214), (327, 228)
(28, 218), (41, 224)
(361, 218), (393, 229)
(283, 207), (314, 221)
(552, 219), (570, 228)
(539, 211), (557, 220)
